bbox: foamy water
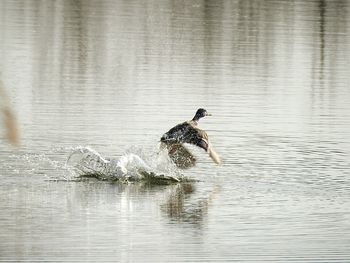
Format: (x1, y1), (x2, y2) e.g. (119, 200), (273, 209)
(66, 146), (185, 183)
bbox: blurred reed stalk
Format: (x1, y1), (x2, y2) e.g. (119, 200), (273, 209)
(0, 79), (19, 146)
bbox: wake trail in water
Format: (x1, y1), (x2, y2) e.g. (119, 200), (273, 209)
(66, 146), (188, 184)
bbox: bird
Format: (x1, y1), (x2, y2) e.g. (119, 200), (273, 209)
(160, 108), (221, 168)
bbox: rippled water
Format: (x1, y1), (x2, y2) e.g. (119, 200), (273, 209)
(1, 0), (350, 262)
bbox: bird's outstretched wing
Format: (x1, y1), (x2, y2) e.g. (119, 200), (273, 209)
(167, 144), (196, 169)
(207, 146), (221, 164)
(162, 123), (206, 148)
(190, 126), (221, 164)
(160, 122), (189, 144)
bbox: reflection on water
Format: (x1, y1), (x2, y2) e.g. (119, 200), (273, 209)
(0, 178), (219, 261)
(161, 183), (220, 225)
(1, 0), (350, 261)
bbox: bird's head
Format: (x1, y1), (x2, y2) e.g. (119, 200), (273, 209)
(193, 108), (211, 121)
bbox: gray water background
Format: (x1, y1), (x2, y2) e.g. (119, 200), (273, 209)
(1, 0), (350, 262)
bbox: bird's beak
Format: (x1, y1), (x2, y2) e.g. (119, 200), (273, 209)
(206, 112), (212, 116)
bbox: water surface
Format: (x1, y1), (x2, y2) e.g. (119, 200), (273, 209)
(1, 0), (350, 262)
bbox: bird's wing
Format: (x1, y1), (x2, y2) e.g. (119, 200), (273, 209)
(162, 122), (221, 165)
(161, 122), (189, 143)
(190, 126), (221, 165)
(207, 146), (221, 164)
(193, 127), (209, 142)
(168, 144), (196, 169)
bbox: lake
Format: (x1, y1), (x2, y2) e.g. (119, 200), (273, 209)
(1, 0), (350, 262)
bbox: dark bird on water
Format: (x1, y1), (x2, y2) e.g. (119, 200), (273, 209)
(160, 108), (221, 168)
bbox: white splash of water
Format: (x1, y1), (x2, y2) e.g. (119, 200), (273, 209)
(66, 146), (184, 183)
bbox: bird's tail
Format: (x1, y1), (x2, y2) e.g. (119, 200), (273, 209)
(208, 146), (221, 165)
